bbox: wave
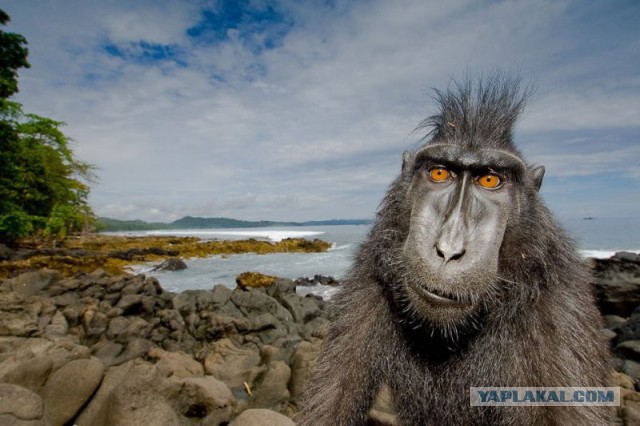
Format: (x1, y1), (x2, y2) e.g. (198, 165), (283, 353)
(144, 229), (326, 242)
(328, 243), (352, 251)
(580, 249), (639, 259)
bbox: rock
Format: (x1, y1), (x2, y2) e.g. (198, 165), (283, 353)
(604, 315), (628, 331)
(0, 383), (44, 421)
(79, 358), (234, 426)
(94, 338), (154, 367)
(152, 258), (188, 272)
(230, 408), (295, 426)
(613, 371), (636, 390)
(0, 354), (53, 393)
(616, 309), (640, 344)
(617, 340), (640, 362)
(211, 284), (233, 305)
(41, 358), (105, 426)
(592, 253), (640, 317)
(74, 360), (136, 425)
(82, 308), (109, 340)
(623, 360), (640, 381)
(289, 341), (319, 405)
(165, 376), (234, 424)
(279, 293), (321, 323)
(236, 272), (277, 289)
(248, 359), (291, 411)
(623, 393), (640, 425)
(44, 311), (68, 336)
(0, 338), (90, 393)
(231, 289), (293, 324)
(107, 316), (149, 343)
(148, 347), (204, 378)
(204, 339), (261, 399)
(294, 275), (339, 286)
(115, 294), (144, 314)
(97, 360), (181, 426)
(7, 269), (60, 297)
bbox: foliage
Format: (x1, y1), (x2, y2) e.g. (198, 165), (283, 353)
(0, 9), (29, 99)
(0, 9), (95, 242)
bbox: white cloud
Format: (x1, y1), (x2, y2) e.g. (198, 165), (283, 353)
(5, 0), (639, 221)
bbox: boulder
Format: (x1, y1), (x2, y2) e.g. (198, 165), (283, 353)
(617, 340), (640, 363)
(289, 341), (319, 405)
(278, 293), (321, 323)
(204, 339), (261, 399)
(165, 376), (234, 424)
(7, 269), (60, 297)
(148, 347), (204, 378)
(248, 359), (291, 412)
(76, 358), (235, 426)
(236, 272), (277, 289)
(0, 383), (44, 421)
(152, 258), (188, 272)
(74, 360), (136, 425)
(592, 253), (640, 317)
(230, 409), (295, 426)
(41, 358), (105, 426)
(94, 360), (181, 426)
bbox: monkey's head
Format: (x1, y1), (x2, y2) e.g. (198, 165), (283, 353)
(378, 76), (545, 329)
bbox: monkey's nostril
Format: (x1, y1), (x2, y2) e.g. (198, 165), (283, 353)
(434, 244), (465, 262)
(450, 249), (466, 261)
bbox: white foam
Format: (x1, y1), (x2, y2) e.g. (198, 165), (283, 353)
(296, 284), (341, 301)
(145, 229), (325, 242)
(580, 249), (639, 259)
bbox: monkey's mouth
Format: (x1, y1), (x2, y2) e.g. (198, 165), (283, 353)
(407, 281), (473, 309)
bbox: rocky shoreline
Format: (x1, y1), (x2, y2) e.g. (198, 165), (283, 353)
(0, 247), (639, 425)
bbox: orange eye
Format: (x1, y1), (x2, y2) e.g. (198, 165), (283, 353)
(477, 174), (502, 189)
(428, 167), (450, 182)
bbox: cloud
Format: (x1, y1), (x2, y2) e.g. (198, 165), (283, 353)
(5, 0), (639, 221)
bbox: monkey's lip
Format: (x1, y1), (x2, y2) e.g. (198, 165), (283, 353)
(407, 281), (472, 309)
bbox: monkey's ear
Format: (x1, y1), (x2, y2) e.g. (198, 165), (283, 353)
(530, 165), (545, 192)
(402, 151), (415, 175)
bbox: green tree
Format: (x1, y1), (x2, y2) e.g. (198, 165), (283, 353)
(0, 9), (95, 242)
(0, 9), (29, 98)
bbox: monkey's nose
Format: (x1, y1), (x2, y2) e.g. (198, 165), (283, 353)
(434, 243), (466, 263)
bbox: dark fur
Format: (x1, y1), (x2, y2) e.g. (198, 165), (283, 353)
(298, 75), (611, 425)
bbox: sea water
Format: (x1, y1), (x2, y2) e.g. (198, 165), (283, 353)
(120, 217), (640, 294)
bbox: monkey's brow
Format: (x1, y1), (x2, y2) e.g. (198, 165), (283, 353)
(415, 144), (527, 172)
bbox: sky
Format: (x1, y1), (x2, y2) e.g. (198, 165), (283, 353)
(3, 0), (639, 222)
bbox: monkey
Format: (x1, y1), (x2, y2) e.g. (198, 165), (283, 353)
(298, 75), (611, 426)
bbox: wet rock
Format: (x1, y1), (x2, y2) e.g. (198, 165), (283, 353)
(592, 253), (640, 317)
(152, 258), (188, 272)
(236, 272), (277, 289)
(618, 340), (640, 363)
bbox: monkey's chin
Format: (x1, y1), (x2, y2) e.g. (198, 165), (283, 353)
(405, 281), (477, 323)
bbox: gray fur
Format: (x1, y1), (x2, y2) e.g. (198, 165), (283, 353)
(298, 74), (611, 426)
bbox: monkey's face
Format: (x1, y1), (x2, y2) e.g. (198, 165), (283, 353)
(400, 144), (533, 325)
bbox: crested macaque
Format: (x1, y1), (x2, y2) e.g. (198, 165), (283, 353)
(298, 75), (611, 425)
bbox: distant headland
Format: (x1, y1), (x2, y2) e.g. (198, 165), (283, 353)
(97, 216), (373, 232)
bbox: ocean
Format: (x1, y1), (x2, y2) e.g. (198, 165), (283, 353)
(121, 217), (640, 295)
